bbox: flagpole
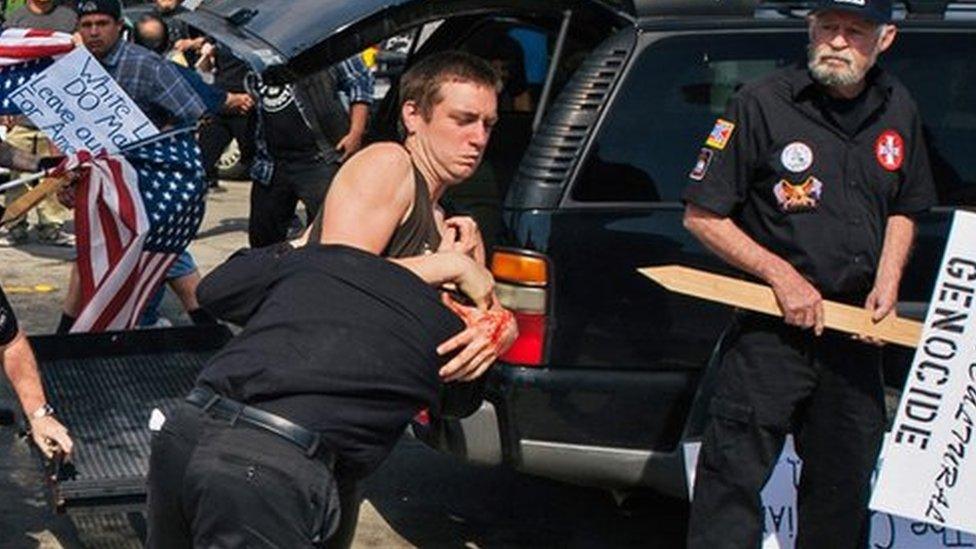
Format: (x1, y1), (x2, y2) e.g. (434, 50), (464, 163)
(0, 125), (197, 194)
(0, 170), (46, 193)
(119, 125), (197, 154)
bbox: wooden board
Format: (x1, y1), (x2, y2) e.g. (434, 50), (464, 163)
(0, 177), (68, 226)
(638, 265), (922, 348)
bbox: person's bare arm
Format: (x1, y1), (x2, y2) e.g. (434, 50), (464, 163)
(683, 203), (825, 334)
(319, 143), (415, 251)
(861, 215), (916, 343)
(319, 144), (494, 306)
(2, 332), (73, 459)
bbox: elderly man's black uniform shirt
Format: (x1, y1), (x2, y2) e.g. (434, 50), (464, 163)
(0, 286), (18, 346)
(683, 65), (937, 301)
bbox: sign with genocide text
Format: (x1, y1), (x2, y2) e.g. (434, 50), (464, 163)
(7, 47), (159, 154)
(685, 437), (976, 547)
(870, 210), (976, 535)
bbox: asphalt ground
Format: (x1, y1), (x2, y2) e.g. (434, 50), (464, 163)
(0, 180), (688, 548)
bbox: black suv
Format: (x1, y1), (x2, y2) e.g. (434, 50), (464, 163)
(188, 0), (976, 500)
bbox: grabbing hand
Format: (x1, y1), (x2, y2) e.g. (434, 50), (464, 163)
(436, 293), (518, 382)
(439, 216), (485, 265)
(225, 93), (254, 115)
(335, 131), (364, 162)
(770, 266), (824, 335)
(859, 282), (898, 346)
(28, 415), (73, 460)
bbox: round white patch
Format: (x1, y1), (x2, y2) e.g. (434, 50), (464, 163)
(780, 142), (814, 173)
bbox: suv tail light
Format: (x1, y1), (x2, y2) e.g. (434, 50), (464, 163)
(491, 250), (549, 366)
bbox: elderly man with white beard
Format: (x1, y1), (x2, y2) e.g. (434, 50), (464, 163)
(681, 0), (937, 547)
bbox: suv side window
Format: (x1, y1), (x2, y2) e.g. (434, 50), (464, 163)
(572, 34), (805, 206)
(887, 32), (976, 207)
(571, 31), (976, 207)
(571, 33), (803, 203)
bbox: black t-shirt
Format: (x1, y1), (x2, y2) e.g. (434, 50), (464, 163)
(214, 45), (248, 94)
(683, 65), (938, 301)
(155, 6), (192, 44)
(257, 81), (320, 160)
(0, 286), (19, 346)
(195, 244), (464, 477)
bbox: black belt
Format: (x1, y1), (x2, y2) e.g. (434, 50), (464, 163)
(186, 387), (334, 467)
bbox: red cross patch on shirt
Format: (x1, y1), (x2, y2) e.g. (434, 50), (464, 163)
(875, 130), (904, 171)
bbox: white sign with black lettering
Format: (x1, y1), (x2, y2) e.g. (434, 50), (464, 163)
(871, 210), (976, 535)
(7, 47), (158, 154)
(685, 436), (976, 547)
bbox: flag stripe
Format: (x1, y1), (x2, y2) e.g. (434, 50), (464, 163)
(127, 253), (177, 327)
(61, 129), (203, 332)
(0, 28), (74, 64)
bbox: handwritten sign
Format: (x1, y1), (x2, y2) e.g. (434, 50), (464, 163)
(871, 211), (976, 535)
(685, 436), (976, 548)
(7, 47), (158, 154)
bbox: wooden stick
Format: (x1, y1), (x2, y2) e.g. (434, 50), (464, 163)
(638, 265), (922, 348)
(0, 177), (68, 227)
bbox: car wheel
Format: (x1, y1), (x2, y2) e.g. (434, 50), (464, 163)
(217, 140), (249, 181)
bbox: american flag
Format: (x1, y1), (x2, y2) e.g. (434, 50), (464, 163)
(0, 28), (74, 114)
(55, 129), (207, 332)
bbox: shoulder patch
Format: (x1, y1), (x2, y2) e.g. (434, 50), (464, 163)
(875, 129), (904, 172)
(705, 119), (735, 150)
(689, 148), (714, 181)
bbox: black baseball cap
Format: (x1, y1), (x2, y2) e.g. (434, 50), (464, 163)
(813, 0), (892, 24)
(77, 0), (122, 20)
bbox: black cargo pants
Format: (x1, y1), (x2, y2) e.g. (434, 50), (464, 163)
(146, 402), (347, 548)
(248, 156), (339, 249)
(687, 313), (886, 549)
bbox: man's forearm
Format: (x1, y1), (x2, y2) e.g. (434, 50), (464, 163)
(874, 214), (916, 291)
(2, 332), (46, 416)
(392, 252), (467, 287)
(683, 204), (794, 285)
(348, 103), (369, 136)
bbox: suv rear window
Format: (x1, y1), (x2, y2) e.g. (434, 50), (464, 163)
(571, 30), (976, 207)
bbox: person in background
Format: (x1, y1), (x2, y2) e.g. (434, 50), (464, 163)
(130, 12), (221, 328)
(1, 281), (74, 461)
(196, 40), (255, 193)
(246, 54), (374, 248)
(1, 0), (77, 247)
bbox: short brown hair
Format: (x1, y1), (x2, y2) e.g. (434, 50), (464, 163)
(399, 51), (501, 120)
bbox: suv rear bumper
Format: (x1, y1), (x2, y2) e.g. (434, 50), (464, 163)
(415, 364), (694, 500)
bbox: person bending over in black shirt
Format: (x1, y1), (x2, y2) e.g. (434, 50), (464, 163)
(145, 241), (510, 547)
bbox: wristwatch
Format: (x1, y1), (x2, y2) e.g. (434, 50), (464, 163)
(30, 403), (55, 420)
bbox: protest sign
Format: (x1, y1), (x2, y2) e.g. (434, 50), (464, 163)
(7, 47), (158, 154)
(871, 211), (976, 534)
(684, 436), (976, 548)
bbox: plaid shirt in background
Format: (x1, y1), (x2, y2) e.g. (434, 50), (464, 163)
(100, 39), (207, 129)
(248, 55), (374, 186)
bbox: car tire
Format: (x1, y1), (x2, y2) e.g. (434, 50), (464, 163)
(217, 140), (249, 181)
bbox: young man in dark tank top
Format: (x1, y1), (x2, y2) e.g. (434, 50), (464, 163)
(283, 51), (518, 547)
(309, 50), (515, 384)
(146, 52), (517, 548)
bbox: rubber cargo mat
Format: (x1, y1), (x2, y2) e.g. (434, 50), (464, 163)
(29, 325), (232, 510)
